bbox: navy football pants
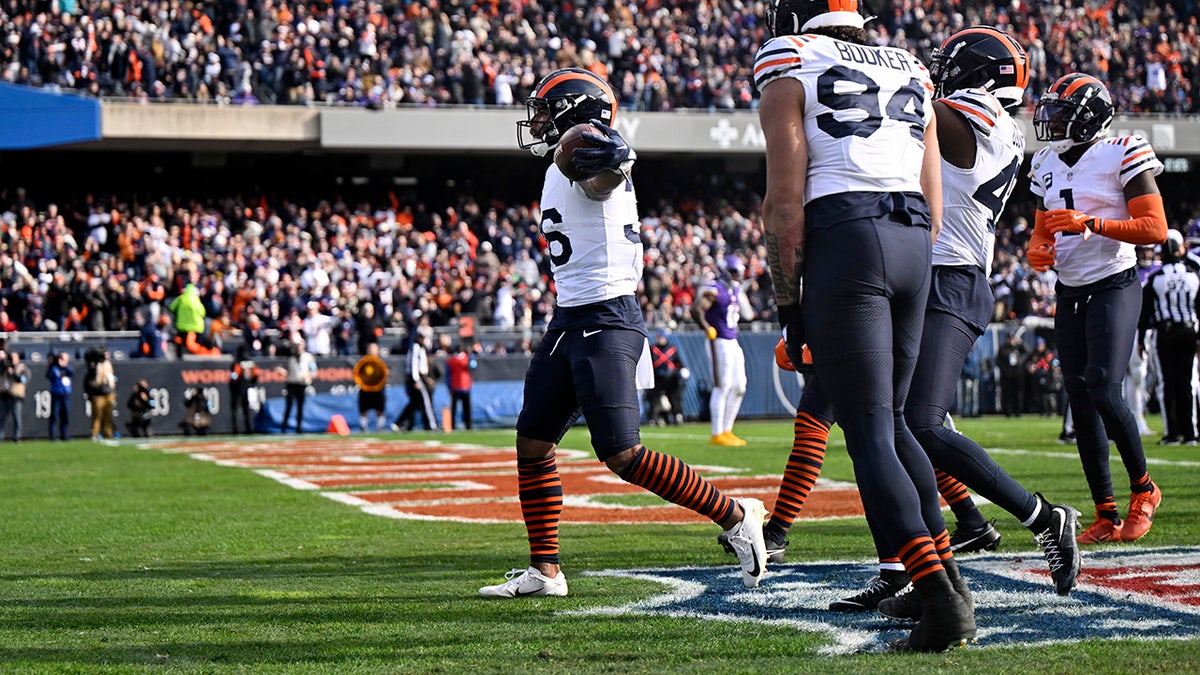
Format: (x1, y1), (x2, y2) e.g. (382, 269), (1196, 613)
(803, 217), (946, 556)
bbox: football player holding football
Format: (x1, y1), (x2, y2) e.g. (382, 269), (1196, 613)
(756, 0), (973, 651)
(481, 68), (769, 598)
(1027, 74), (1168, 545)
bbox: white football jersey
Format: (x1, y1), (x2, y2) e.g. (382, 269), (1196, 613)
(754, 33), (934, 204)
(538, 164), (643, 307)
(935, 88), (1025, 271)
(1029, 135), (1164, 287)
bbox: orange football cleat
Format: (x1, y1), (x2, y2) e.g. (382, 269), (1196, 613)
(1076, 512), (1123, 545)
(1120, 483), (1162, 542)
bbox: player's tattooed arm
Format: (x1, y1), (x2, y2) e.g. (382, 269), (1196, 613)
(765, 227), (804, 308)
(758, 77), (809, 311)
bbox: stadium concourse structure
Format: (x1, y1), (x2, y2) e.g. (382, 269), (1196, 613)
(3, 84), (1200, 436)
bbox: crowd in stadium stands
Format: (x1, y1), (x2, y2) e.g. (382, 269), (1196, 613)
(1, 182), (1197, 356)
(1, 1), (1198, 113)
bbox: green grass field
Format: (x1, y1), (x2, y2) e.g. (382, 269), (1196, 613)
(0, 415), (1197, 673)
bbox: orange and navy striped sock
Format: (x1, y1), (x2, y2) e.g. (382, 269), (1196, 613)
(765, 411), (829, 542)
(932, 529), (953, 562)
(1096, 495), (1120, 523)
(1130, 472), (1154, 494)
(519, 454), (563, 565)
(620, 446), (736, 525)
(898, 535), (945, 583)
(937, 470), (986, 531)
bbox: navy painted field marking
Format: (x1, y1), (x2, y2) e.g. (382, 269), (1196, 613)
(570, 547), (1200, 655)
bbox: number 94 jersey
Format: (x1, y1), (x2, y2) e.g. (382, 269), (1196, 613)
(754, 34), (934, 204)
(538, 164), (643, 308)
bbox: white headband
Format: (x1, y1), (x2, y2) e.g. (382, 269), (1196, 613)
(801, 11), (866, 31)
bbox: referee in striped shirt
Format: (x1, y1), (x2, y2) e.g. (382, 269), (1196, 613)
(1140, 229), (1200, 445)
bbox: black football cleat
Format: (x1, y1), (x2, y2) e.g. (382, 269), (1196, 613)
(949, 519), (1001, 554)
(828, 569), (910, 612)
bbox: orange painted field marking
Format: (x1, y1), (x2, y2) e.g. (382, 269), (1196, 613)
(154, 438), (868, 524)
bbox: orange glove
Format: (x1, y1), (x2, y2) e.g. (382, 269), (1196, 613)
(1027, 236), (1056, 271)
(1026, 209), (1057, 272)
(1045, 209), (1098, 237)
(705, 326), (718, 341)
(775, 337), (813, 373)
(774, 338), (796, 371)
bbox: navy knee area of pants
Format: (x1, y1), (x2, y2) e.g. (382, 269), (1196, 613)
(1063, 376), (1090, 401)
(1082, 365), (1126, 416)
(912, 426), (962, 471)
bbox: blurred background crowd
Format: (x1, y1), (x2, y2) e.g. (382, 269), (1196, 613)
(2, 0), (1198, 112)
(3, 182), (1197, 356)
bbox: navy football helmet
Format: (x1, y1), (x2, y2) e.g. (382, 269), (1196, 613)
(1033, 73), (1114, 153)
(930, 26), (1029, 108)
(517, 68), (616, 157)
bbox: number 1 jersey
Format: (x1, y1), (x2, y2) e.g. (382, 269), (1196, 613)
(753, 33), (934, 204)
(538, 164), (643, 308)
(1028, 136), (1164, 287)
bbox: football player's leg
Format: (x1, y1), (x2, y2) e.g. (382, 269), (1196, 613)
(886, 226), (955, 552)
(708, 342), (729, 440)
(804, 221), (939, 570)
(583, 330), (734, 522)
(722, 342), (748, 437)
(765, 374), (833, 545)
(514, 330), (583, 573)
(907, 309), (1040, 523)
(1083, 282), (1150, 483)
(1083, 283), (1160, 540)
(1058, 297), (1122, 525)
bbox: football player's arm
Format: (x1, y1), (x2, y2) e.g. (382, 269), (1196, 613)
(933, 99), (977, 170)
(576, 120), (635, 200)
(690, 289), (717, 340)
(1044, 169), (1167, 245)
(759, 77), (807, 316)
(920, 112), (943, 243)
(1027, 197), (1056, 272)
(1137, 282), (1154, 354)
(738, 289), (754, 321)
(577, 169), (628, 200)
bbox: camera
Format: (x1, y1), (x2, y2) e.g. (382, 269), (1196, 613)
(84, 345), (108, 365)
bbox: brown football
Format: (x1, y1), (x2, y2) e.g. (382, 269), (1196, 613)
(553, 123), (602, 182)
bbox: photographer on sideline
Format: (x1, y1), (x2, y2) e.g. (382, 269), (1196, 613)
(84, 346), (117, 440)
(126, 378), (155, 438)
(0, 348), (30, 442)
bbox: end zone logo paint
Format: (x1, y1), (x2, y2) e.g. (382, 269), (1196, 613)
(572, 548), (1200, 654)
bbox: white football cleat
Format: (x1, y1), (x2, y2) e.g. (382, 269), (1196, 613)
(479, 567), (568, 598)
(723, 498), (767, 588)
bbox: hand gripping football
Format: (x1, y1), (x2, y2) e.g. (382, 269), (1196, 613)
(553, 123), (601, 182)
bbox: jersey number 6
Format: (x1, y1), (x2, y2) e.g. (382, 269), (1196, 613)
(540, 207), (639, 267)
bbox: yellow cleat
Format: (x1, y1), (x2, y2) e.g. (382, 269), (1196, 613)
(724, 432), (747, 446)
(710, 433), (738, 446)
